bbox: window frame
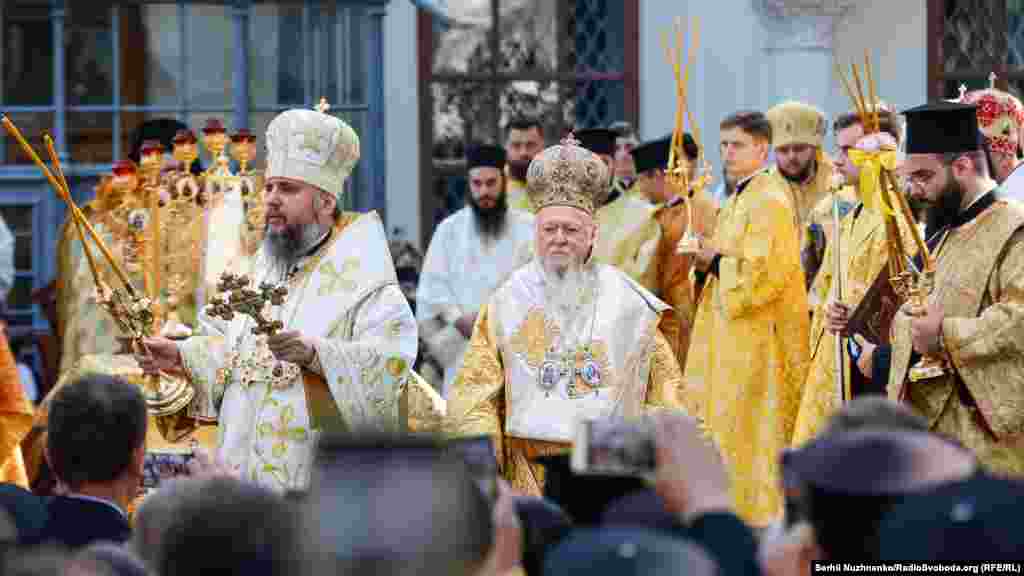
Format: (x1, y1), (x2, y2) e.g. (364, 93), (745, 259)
(0, 0), (389, 331)
(416, 0), (639, 248)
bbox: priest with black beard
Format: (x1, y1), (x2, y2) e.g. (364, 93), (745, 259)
(853, 102), (1024, 476)
(418, 144), (535, 396)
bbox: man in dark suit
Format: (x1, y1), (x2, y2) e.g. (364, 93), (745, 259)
(40, 373), (146, 548)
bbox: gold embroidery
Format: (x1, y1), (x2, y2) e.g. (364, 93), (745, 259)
(507, 308), (560, 368)
(300, 123), (324, 155)
(318, 257), (360, 295)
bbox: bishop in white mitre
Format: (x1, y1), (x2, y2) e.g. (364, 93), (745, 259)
(138, 103), (418, 491)
(417, 144), (534, 396)
(445, 136), (686, 496)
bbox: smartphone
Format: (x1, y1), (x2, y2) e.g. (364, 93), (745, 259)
(142, 448), (196, 489)
(447, 435), (499, 503)
(571, 416), (657, 478)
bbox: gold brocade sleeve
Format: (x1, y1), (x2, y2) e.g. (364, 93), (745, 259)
(445, 302), (506, 472)
(943, 228), (1024, 439)
(644, 328), (688, 414)
(0, 331), (33, 486)
(720, 191), (802, 320)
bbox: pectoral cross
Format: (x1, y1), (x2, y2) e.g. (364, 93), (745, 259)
(207, 272), (289, 336)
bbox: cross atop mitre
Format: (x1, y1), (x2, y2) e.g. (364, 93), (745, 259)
(990, 72), (998, 90)
(315, 97), (331, 114)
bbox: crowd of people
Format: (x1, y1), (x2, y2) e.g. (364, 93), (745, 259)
(1, 63), (1024, 574)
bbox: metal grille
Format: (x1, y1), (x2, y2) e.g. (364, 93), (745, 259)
(941, 0), (1005, 72)
(425, 0), (633, 233)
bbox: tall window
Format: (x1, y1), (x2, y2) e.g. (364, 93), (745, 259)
(418, 0), (638, 247)
(928, 0), (1024, 98)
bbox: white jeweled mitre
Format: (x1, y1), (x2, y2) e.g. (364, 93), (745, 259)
(264, 98), (361, 200)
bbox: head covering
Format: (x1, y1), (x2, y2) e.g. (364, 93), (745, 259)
(129, 118), (203, 174)
(543, 527), (718, 576)
(632, 135), (699, 175)
(876, 474), (1024, 562)
(767, 101), (827, 148)
(903, 102), (983, 154)
(534, 454), (647, 525)
(600, 489), (682, 534)
(782, 429), (976, 561)
(608, 121), (637, 142)
(513, 496), (573, 576)
(0, 483), (48, 546)
(574, 128), (617, 157)
(962, 89), (1024, 156)
(526, 135), (610, 216)
(466, 144), (507, 171)
(264, 100), (361, 200)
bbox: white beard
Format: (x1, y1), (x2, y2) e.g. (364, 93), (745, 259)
(540, 255), (590, 353)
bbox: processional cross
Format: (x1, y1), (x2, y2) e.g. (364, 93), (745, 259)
(207, 272), (289, 336)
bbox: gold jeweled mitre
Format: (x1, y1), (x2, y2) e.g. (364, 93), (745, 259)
(525, 133), (610, 216)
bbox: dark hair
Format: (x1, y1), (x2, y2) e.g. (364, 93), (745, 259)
(941, 149), (990, 177)
(47, 374), (147, 489)
(682, 133), (699, 161)
(832, 108), (901, 143)
(158, 478), (301, 576)
(825, 397), (929, 436)
(720, 110), (772, 143)
(504, 116), (544, 139)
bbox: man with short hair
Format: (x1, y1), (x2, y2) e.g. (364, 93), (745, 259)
(136, 103), (419, 491)
(154, 477), (301, 576)
(684, 110), (809, 528)
(418, 144), (534, 396)
(792, 105), (918, 445)
(446, 135), (685, 496)
(609, 121), (640, 199)
(577, 128), (664, 293)
(41, 373), (146, 548)
(766, 101), (852, 291)
(504, 117), (546, 212)
(631, 134), (718, 372)
(858, 102), (1024, 476)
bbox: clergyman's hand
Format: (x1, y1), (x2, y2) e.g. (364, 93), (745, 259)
(694, 242), (718, 273)
(136, 337), (183, 376)
(851, 333), (876, 378)
(265, 330), (317, 367)
(653, 412), (732, 524)
(454, 312), (478, 339)
(825, 300), (851, 335)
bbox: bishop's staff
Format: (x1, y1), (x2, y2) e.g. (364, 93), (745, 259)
(828, 172), (848, 403)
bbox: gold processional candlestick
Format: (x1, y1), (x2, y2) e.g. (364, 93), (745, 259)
(662, 16), (706, 255)
(2, 116), (197, 441)
(836, 52), (945, 383)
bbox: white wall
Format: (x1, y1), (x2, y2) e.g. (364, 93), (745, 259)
(384, 0), (421, 248)
(640, 0), (928, 175)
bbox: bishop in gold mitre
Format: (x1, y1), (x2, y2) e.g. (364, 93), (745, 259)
(445, 134), (686, 496)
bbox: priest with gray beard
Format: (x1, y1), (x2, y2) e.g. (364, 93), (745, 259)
(136, 103), (422, 491)
(444, 135), (687, 496)
(418, 144), (535, 396)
